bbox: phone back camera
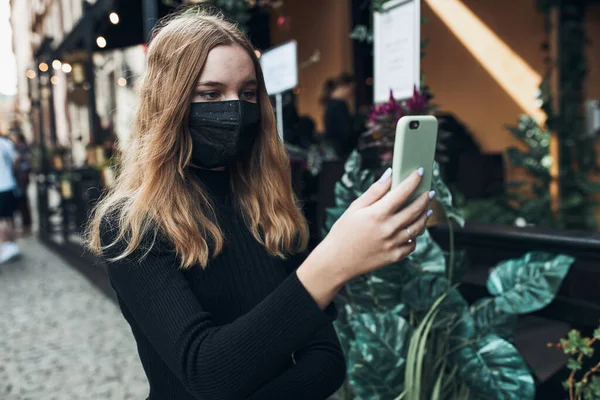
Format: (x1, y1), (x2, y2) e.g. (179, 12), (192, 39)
(409, 121), (420, 130)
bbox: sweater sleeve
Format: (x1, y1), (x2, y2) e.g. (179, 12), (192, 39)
(247, 323), (346, 399)
(99, 219), (334, 400)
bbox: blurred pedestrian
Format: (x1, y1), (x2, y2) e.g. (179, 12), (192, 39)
(322, 73), (359, 159)
(0, 134), (21, 263)
(9, 129), (32, 235)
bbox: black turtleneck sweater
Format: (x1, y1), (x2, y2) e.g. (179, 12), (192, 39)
(99, 168), (346, 400)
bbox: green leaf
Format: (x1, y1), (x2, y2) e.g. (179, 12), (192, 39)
(431, 357), (445, 400)
(451, 334), (535, 400)
(405, 294), (446, 400)
(402, 275), (447, 311)
(344, 275), (382, 311)
(585, 376), (600, 400)
(367, 260), (418, 309)
(334, 181), (356, 208)
(581, 345), (595, 357)
(567, 358), (582, 371)
(447, 249), (468, 285)
(402, 275), (468, 327)
(575, 381), (586, 396)
(568, 329), (582, 344)
(576, 179), (600, 194)
(346, 311), (412, 398)
(407, 229), (446, 275)
(593, 327), (600, 340)
(486, 252), (574, 314)
(350, 25), (373, 43)
(323, 207), (345, 233)
(333, 303), (353, 357)
(431, 161), (465, 226)
(561, 336), (579, 355)
(336, 151), (375, 199)
(413, 309), (439, 400)
(471, 298), (518, 342)
(344, 151), (363, 182)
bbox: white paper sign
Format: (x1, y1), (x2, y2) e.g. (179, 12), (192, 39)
(374, 0), (420, 102)
(260, 41), (298, 95)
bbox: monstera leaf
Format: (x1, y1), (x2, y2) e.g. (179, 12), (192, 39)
(366, 261), (415, 309)
(340, 151), (375, 198)
(407, 229), (446, 275)
(452, 334), (535, 400)
(334, 181), (356, 208)
(487, 252), (574, 314)
(344, 275), (384, 312)
(432, 161), (465, 227)
(347, 311), (412, 398)
(402, 275), (468, 327)
(471, 298), (518, 342)
(334, 303), (355, 357)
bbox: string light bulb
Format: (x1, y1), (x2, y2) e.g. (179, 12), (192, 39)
(51, 76), (58, 85)
(96, 36), (107, 48)
(52, 60), (62, 70)
(117, 77), (127, 87)
(61, 63), (72, 73)
(26, 70), (36, 79)
(109, 12), (119, 24)
(39, 62), (48, 72)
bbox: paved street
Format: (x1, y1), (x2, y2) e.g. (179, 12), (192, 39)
(0, 237), (148, 400)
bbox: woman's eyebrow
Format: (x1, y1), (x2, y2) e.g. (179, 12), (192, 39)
(196, 81), (225, 88)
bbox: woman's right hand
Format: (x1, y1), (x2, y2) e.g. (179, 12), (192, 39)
(297, 167), (434, 310)
(321, 167), (434, 281)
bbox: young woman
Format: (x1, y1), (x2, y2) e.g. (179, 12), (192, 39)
(87, 7), (434, 400)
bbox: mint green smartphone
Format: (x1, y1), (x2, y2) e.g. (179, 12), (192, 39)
(391, 116), (438, 203)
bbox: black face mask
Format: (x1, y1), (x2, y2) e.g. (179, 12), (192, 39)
(188, 100), (260, 169)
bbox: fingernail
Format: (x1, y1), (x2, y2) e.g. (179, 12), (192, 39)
(429, 190), (436, 199)
(427, 209), (433, 218)
(417, 167), (424, 176)
(379, 167), (392, 183)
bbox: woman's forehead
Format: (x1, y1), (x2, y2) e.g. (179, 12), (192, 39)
(198, 45), (256, 85)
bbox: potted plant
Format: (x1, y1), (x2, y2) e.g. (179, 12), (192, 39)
(550, 324), (600, 400)
(323, 86), (576, 399)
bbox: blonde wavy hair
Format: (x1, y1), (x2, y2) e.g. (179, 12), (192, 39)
(86, 7), (309, 268)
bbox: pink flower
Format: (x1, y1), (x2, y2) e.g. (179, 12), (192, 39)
(405, 85), (428, 115)
(368, 89), (404, 123)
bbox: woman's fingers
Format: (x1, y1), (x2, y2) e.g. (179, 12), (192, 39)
(386, 211), (429, 263)
(376, 169), (423, 215)
(397, 210), (430, 246)
(350, 167), (393, 210)
(390, 239), (417, 263)
(387, 190), (434, 234)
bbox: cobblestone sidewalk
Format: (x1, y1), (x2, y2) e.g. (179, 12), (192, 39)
(0, 237), (148, 400)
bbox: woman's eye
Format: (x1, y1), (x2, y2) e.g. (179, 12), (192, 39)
(242, 90), (257, 100)
(198, 91), (220, 100)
